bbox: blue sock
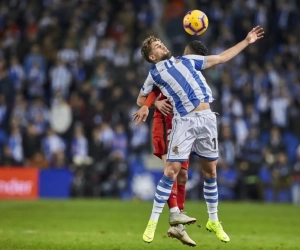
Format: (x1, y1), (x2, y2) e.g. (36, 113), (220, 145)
(204, 178), (219, 222)
(150, 175), (175, 222)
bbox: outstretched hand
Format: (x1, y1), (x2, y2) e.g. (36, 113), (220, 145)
(246, 26), (264, 44)
(132, 106), (149, 125)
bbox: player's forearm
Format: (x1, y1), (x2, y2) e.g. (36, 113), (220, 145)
(137, 97), (146, 106)
(143, 90), (160, 108)
(137, 93), (147, 106)
(219, 39), (249, 63)
(137, 96), (157, 108)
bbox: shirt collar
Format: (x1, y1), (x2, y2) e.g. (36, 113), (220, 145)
(155, 56), (175, 67)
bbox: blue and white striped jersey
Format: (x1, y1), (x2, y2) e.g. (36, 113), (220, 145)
(141, 55), (214, 117)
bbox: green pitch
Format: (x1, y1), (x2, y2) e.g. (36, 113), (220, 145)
(0, 200), (299, 250)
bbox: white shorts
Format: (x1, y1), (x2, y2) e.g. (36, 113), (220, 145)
(166, 109), (218, 162)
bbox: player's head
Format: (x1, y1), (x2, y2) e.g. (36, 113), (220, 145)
(183, 40), (208, 56)
(141, 36), (171, 63)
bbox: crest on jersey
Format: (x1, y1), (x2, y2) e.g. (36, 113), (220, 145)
(175, 59), (181, 63)
(172, 146), (179, 153)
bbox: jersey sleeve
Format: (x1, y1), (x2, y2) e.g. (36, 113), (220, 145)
(182, 55), (207, 70)
(143, 88), (161, 107)
(140, 73), (157, 96)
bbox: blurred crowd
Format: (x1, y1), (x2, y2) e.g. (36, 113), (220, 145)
(0, 0), (299, 202)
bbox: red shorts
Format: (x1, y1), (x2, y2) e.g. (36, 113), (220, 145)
(152, 110), (188, 170)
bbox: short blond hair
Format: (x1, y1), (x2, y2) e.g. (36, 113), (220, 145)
(141, 36), (160, 63)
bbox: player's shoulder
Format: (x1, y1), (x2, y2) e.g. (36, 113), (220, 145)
(175, 55), (203, 63)
(180, 54), (205, 60)
(176, 56), (187, 61)
(149, 67), (159, 77)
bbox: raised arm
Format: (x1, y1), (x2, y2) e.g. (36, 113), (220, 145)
(205, 26), (264, 69)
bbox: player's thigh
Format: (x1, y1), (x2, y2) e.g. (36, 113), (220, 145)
(192, 113), (218, 160)
(167, 117), (196, 162)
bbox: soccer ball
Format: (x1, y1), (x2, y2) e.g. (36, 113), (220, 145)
(183, 10), (209, 36)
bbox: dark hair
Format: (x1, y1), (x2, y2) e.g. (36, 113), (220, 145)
(187, 40), (208, 56)
(141, 35), (161, 63)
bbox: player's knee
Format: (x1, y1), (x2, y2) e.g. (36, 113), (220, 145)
(165, 162), (180, 179)
(202, 167), (217, 178)
(201, 159), (217, 178)
(177, 169), (188, 185)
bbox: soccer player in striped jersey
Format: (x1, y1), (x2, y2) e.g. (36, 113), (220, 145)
(135, 40), (210, 247)
(134, 26), (264, 244)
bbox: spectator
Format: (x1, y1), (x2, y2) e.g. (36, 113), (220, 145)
(51, 151), (67, 168)
(80, 29), (97, 63)
(111, 124), (128, 158)
(99, 123), (114, 150)
(270, 88), (290, 129)
(129, 121), (149, 160)
(100, 151), (129, 197)
(25, 17), (39, 39)
(90, 63), (111, 93)
(9, 56), (25, 91)
(0, 67), (15, 105)
(0, 94), (8, 130)
(264, 127), (287, 165)
(71, 125), (88, 159)
(7, 127), (23, 164)
(57, 40), (78, 69)
(113, 44), (131, 68)
(11, 94), (28, 128)
(42, 127), (65, 161)
(237, 128), (263, 200)
(50, 94), (72, 134)
(23, 44), (46, 75)
(49, 58), (72, 97)
(89, 126), (110, 163)
(219, 125), (235, 168)
(0, 145), (19, 166)
(288, 97), (300, 138)
(218, 162), (238, 200)
(27, 63), (46, 98)
(94, 11), (109, 38)
(240, 127), (262, 165)
(96, 38), (115, 62)
(22, 124), (42, 162)
(292, 146), (300, 205)
(271, 152), (291, 202)
(39, 10), (54, 30)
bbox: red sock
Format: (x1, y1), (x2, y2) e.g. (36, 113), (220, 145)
(167, 180), (178, 210)
(177, 184), (186, 211)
